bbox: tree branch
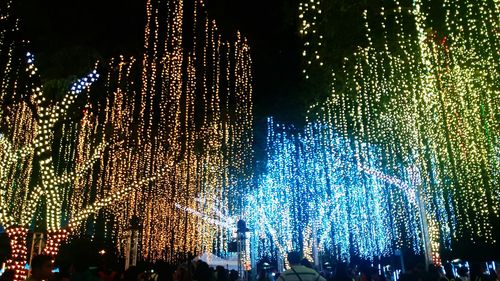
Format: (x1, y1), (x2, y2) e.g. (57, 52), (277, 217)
(55, 142), (107, 186)
(68, 166), (168, 228)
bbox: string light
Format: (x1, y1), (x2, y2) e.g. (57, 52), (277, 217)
(108, 0), (254, 261)
(246, 118), (422, 261)
(289, 0), (498, 263)
(1, 28), (163, 271)
(5, 227), (28, 281)
(43, 229), (68, 258)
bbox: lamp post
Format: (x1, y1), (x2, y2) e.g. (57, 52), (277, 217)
(29, 223), (45, 267)
(124, 216), (140, 270)
(237, 220), (249, 281)
(415, 189), (432, 270)
(312, 223), (320, 269)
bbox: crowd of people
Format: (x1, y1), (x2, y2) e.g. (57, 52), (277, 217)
(0, 251), (499, 281)
(0, 255), (240, 281)
(257, 252), (500, 281)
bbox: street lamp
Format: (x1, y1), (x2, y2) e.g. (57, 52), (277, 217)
(124, 216), (140, 270)
(237, 220), (250, 281)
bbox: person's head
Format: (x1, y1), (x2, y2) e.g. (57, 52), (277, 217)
(194, 262), (211, 281)
(216, 266), (228, 281)
(30, 255), (53, 280)
(287, 251), (302, 266)
(443, 264), (455, 280)
(301, 258), (313, 268)
(457, 267), (469, 278)
(229, 270), (238, 281)
(173, 265), (191, 281)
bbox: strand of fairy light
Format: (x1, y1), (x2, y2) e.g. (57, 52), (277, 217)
(0, 0), (252, 263)
(106, 0), (254, 261)
(298, 0), (324, 80)
(1, 7), (180, 274)
(247, 118), (426, 261)
(294, 0), (498, 260)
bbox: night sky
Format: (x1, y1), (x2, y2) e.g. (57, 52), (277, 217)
(13, 0), (308, 125)
(12, 0), (387, 138)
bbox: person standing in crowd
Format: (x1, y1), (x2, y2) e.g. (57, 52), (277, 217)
(333, 263), (354, 281)
(278, 251), (326, 281)
(193, 261), (212, 281)
(172, 265), (191, 281)
(26, 255), (53, 281)
(456, 267), (469, 281)
(470, 263), (490, 281)
(215, 266), (228, 281)
(257, 269), (271, 281)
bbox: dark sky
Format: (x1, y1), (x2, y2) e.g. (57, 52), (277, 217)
(13, 0), (307, 126)
(9, 1), (453, 127)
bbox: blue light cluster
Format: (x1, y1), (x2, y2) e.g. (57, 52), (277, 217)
(26, 52), (34, 64)
(245, 118), (452, 261)
(25, 52), (99, 97)
(70, 70), (99, 95)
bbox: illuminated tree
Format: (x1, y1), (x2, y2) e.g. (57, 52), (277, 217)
(246, 0), (498, 267)
(298, 0), (498, 264)
(1, 0), (254, 270)
(246, 118), (423, 263)
(0, 50), (163, 280)
(107, 0), (254, 261)
(0, 50), (103, 280)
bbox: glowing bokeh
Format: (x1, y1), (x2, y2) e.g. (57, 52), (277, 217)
(0, 4), (162, 274)
(286, 0), (498, 263)
(108, 0), (253, 260)
(248, 0), (498, 264)
(246, 118), (427, 261)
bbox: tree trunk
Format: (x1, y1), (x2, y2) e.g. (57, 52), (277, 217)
(43, 228), (69, 258)
(6, 227), (28, 281)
